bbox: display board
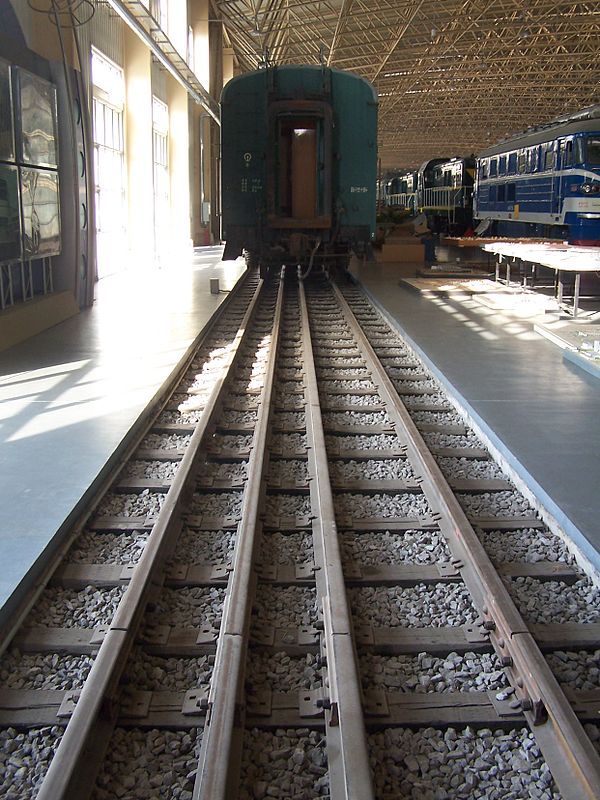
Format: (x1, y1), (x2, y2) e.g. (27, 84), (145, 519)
(17, 68), (58, 169)
(20, 168), (60, 258)
(0, 164), (21, 262)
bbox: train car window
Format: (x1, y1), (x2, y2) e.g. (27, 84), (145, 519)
(490, 158), (497, 177)
(517, 152), (526, 173)
(529, 148), (538, 172)
(489, 185), (497, 202)
(585, 136), (600, 165)
(499, 156), (506, 174)
(498, 184), (506, 202)
(544, 148), (556, 170)
(480, 160), (488, 180)
(507, 184), (516, 202)
(508, 153), (517, 173)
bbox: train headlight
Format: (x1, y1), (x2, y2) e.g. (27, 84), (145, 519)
(581, 183), (600, 193)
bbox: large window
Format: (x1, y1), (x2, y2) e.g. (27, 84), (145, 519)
(152, 96), (169, 266)
(585, 136), (600, 166)
(91, 49), (126, 279)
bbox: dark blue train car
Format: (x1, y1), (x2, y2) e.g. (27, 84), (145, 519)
(417, 157), (475, 235)
(474, 106), (600, 244)
(220, 64), (378, 274)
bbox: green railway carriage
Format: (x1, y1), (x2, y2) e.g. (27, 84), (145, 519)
(220, 64), (378, 274)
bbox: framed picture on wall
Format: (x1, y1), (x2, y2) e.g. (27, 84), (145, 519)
(16, 68), (58, 169)
(20, 167), (61, 258)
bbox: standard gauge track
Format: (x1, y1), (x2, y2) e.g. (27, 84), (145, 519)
(1, 270), (600, 800)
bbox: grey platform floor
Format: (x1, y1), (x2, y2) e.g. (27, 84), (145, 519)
(0, 247), (245, 622)
(352, 260), (600, 573)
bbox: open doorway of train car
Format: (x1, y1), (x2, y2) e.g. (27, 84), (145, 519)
(269, 108), (331, 227)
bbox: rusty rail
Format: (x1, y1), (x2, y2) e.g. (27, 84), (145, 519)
(36, 277), (266, 800)
(331, 279), (600, 800)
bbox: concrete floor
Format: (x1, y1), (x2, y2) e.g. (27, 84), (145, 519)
(0, 247), (246, 624)
(351, 259), (600, 574)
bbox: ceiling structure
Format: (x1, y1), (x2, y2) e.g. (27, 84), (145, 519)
(213, 0), (600, 171)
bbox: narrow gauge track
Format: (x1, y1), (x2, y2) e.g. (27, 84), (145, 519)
(0, 271), (599, 799)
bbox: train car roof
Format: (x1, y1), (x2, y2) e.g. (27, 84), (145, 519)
(479, 112), (600, 158)
(221, 63), (378, 104)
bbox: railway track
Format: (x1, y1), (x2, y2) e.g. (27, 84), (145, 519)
(0, 269), (599, 799)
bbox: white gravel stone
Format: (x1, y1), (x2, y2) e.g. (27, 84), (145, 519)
(329, 458), (417, 482)
(239, 728), (328, 799)
(273, 412), (305, 429)
(271, 432), (308, 450)
(150, 587), (225, 628)
(547, 649), (600, 691)
(422, 430), (485, 449)
(368, 726), (560, 799)
(394, 378), (440, 392)
(265, 494), (311, 522)
(508, 577), (600, 624)
(435, 457), (505, 481)
(158, 409), (204, 425)
(268, 459), (309, 484)
(123, 649), (213, 692)
(29, 586), (126, 629)
(0, 726), (64, 799)
(93, 727), (201, 800)
(321, 378), (375, 390)
(360, 651), (509, 693)
(324, 393), (381, 407)
(67, 531), (148, 564)
(386, 366), (427, 378)
(123, 460), (179, 481)
(259, 532), (313, 565)
(479, 529), (575, 565)
(174, 528), (236, 565)
(190, 491), (243, 518)
(401, 394), (449, 409)
(348, 584), (479, 628)
(140, 432), (190, 451)
(457, 491), (536, 518)
(222, 409), (258, 425)
(326, 433), (398, 451)
(335, 493), (433, 519)
(211, 433), (253, 451)
(323, 410), (390, 426)
(409, 410), (464, 427)
(246, 652), (321, 693)
(0, 650), (94, 690)
(253, 586), (317, 629)
(196, 461), (248, 482)
(342, 530), (450, 565)
(97, 490), (166, 518)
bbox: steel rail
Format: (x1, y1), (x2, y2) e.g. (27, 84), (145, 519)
(330, 280), (600, 800)
(36, 277), (266, 800)
(299, 278), (375, 800)
(0, 272), (256, 654)
(194, 270), (285, 799)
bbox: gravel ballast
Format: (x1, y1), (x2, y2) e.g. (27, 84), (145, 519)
(349, 584), (479, 628)
(240, 728), (328, 799)
(368, 726), (560, 799)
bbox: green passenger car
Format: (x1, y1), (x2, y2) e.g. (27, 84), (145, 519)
(221, 64), (378, 274)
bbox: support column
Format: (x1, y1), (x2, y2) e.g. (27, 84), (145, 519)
(124, 27), (153, 269)
(189, 0), (211, 245)
(168, 76), (193, 258)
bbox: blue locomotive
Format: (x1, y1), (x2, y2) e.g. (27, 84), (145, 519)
(474, 106), (600, 244)
(220, 65), (378, 274)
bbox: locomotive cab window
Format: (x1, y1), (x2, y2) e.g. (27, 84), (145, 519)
(585, 136), (600, 166)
